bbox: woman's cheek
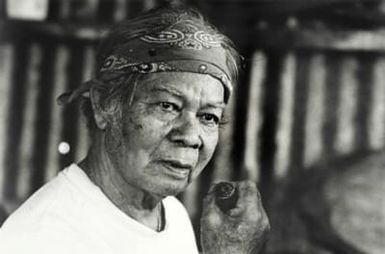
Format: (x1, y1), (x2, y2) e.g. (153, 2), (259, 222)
(126, 116), (173, 148)
(192, 142), (217, 178)
(204, 130), (219, 153)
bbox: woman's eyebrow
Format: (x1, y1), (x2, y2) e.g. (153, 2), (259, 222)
(150, 86), (183, 98)
(204, 102), (226, 109)
(149, 86), (225, 109)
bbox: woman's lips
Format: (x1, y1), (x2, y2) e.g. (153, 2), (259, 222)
(158, 160), (193, 180)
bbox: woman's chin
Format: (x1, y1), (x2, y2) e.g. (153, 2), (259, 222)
(155, 181), (189, 197)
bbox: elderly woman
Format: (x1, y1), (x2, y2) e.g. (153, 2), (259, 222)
(0, 4), (269, 254)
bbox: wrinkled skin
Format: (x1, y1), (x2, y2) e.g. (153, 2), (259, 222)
(85, 71), (269, 251)
(201, 181), (270, 254)
(84, 72), (225, 229)
(89, 72), (224, 199)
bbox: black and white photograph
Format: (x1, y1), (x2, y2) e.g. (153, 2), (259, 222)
(0, 0), (384, 253)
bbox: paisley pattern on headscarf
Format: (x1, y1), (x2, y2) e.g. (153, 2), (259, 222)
(140, 22), (223, 50)
(96, 18), (232, 101)
(57, 6), (239, 106)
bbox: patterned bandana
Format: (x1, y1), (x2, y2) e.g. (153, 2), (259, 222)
(57, 18), (233, 105)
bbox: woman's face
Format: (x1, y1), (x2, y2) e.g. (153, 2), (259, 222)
(104, 72), (225, 197)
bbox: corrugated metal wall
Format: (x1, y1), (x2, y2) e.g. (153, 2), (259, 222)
(1, 0), (385, 252)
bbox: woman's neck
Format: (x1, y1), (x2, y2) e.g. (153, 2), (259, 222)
(79, 135), (164, 231)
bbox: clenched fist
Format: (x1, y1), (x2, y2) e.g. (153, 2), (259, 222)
(200, 181), (270, 254)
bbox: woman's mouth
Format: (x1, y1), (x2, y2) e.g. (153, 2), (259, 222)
(158, 160), (193, 180)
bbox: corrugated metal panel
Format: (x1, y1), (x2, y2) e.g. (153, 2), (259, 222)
(241, 51), (266, 183)
(304, 53), (326, 167)
(335, 56), (359, 155)
(45, 45), (69, 181)
(274, 53), (296, 179)
(369, 57), (385, 149)
(16, 43), (42, 200)
(0, 43), (14, 202)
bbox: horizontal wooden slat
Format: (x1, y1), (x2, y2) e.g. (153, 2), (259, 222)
(229, 27), (385, 51)
(3, 20), (385, 51)
(0, 20), (107, 42)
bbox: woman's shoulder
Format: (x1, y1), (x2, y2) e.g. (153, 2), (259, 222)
(1, 164), (89, 234)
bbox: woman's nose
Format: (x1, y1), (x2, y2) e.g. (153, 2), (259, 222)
(168, 113), (202, 149)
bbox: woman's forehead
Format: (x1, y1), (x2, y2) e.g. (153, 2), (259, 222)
(136, 72), (225, 103)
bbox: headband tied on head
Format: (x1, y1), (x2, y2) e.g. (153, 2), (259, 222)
(57, 15), (234, 105)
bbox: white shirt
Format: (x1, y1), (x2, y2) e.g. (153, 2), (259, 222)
(0, 164), (199, 254)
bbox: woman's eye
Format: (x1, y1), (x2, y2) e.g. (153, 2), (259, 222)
(200, 113), (219, 126)
(159, 102), (178, 112)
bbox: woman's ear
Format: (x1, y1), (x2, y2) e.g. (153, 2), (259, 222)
(89, 86), (108, 130)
